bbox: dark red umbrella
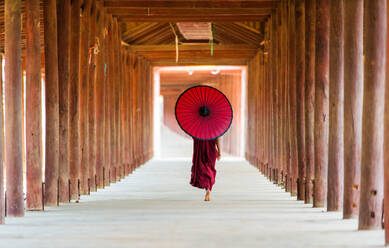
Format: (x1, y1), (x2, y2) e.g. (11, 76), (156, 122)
(175, 85), (233, 140)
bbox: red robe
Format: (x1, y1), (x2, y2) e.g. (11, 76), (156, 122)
(190, 138), (218, 191)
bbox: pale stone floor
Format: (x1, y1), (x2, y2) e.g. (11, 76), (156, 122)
(0, 128), (385, 248)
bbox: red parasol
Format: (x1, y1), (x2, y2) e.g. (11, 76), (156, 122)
(175, 85), (233, 140)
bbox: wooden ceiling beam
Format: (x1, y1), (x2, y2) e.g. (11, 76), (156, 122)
(106, 7), (272, 16)
(104, 1), (278, 8)
(151, 58), (249, 66)
(127, 44), (259, 51)
(117, 15), (268, 22)
(127, 23), (169, 44)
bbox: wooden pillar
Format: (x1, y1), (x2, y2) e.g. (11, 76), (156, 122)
(79, 0), (91, 195)
(25, 0), (43, 211)
(327, 0), (344, 212)
(57, 0), (71, 203)
(122, 52), (129, 175)
(359, 0), (386, 230)
(265, 23), (270, 178)
(280, 1), (287, 184)
(288, 0), (298, 196)
(295, 0), (305, 200)
(272, 10), (278, 184)
(5, 0), (24, 217)
(88, 0), (97, 192)
(69, 0), (81, 201)
(343, 0), (363, 219)
(385, 0), (389, 243)
(44, 0), (60, 206)
(95, 3), (105, 188)
(114, 20), (122, 180)
(304, 0), (315, 204)
(313, 0), (329, 208)
(108, 16), (116, 183)
(0, 57), (4, 223)
(103, 15), (111, 187)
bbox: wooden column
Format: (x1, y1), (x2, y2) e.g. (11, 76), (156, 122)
(343, 0), (363, 219)
(114, 19), (121, 180)
(25, 0), (43, 211)
(280, 1), (287, 184)
(44, 0), (60, 206)
(122, 52), (129, 175)
(304, 0), (315, 204)
(5, 0), (24, 217)
(295, 0), (305, 200)
(88, 0), (97, 192)
(129, 53), (135, 172)
(384, 0), (389, 242)
(359, 0), (386, 230)
(94, 3), (105, 188)
(272, 10), (279, 184)
(114, 21), (122, 180)
(103, 15), (111, 186)
(0, 57), (4, 223)
(108, 16), (116, 183)
(385, 0), (389, 243)
(313, 0), (329, 208)
(288, 0), (298, 196)
(57, 0), (71, 203)
(79, 0), (91, 195)
(327, 0), (344, 212)
(69, 0), (81, 200)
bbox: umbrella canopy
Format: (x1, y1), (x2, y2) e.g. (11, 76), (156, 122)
(175, 85), (233, 140)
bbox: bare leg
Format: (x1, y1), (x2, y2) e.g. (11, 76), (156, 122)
(204, 189), (211, 201)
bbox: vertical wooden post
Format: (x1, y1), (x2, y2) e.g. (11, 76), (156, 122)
(95, 3), (105, 188)
(115, 21), (122, 179)
(44, 0), (60, 206)
(5, 0), (24, 217)
(343, 0), (363, 219)
(359, 0), (386, 230)
(108, 15), (116, 183)
(313, 0), (330, 208)
(79, 0), (91, 195)
(0, 56), (4, 223)
(69, 0), (81, 200)
(57, 0), (71, 203)
(288, 0), (298, 196)
(128, 53), (135, 172)
(114, 19), (121, 180)
(281, 1), (287, 184)
(385, 0), (389, 243)
(88, 0), (97, 192)
(104, 15), (111, 186)
(304, 0), (315, 204)
(26, 0), (43, 211)
(327, 0), (344, 212)
(295, 0), (306, 200)
(122, 52), (129, 175)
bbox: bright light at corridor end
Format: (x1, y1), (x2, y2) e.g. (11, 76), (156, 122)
(153, 65), (247, 158)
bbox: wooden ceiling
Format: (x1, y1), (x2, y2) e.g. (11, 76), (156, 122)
(107, 0), (279, 65)
(0, 0), (279, 66)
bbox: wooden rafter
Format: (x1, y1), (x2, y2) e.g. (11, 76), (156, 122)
(104, 0), (279, 8)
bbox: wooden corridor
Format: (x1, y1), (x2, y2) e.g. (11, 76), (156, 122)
(0, 0), (389, 247)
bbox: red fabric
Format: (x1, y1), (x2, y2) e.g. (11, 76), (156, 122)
(190, 138), (218, 191)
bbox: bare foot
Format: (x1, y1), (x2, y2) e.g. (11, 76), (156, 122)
(204, 189), (211, 201)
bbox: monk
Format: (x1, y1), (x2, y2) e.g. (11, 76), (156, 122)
(190, 138), (221, 201)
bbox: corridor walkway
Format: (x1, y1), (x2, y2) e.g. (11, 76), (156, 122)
(0, 157), (384, 248)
